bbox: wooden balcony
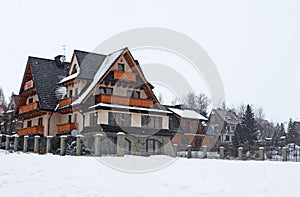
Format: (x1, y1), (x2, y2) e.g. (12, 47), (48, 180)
(18, 101), (39, 114)
(57, 122), (78, 133)
(24, 80), (34, 90)
(18, 126), (44, 136)
(59, 97), (73, 108)
(113, 70), (136, 82)
(95, 94), (153, 108)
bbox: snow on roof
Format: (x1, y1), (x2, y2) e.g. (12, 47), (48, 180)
(89, 103), (171, 114)
(59, 71), (79, 84)
(280, 136), (286, 139)
(294, 119), (300, 122)
(72, 48), (125, 106)
(168, 108), (208, 120)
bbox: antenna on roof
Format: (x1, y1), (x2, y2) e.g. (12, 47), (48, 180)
(62, 45), (66, 55)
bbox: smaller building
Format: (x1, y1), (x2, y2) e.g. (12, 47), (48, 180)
(208, 108), (240, 145)
(166, 105), (210, 151)
(6, 93), (22, 134)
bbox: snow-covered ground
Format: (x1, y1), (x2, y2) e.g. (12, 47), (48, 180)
(0, 150), (299, 197)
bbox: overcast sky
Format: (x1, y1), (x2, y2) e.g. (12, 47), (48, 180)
(0, 0), (299, 123)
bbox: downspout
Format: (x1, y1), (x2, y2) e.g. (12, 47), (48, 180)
(47, 112), (54, 136)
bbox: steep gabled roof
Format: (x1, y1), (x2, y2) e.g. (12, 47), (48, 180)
(74, 50), (106, 80)
(71, 48), (127, 106)
(27, 57), (69, 110)
(212, 109), (240, 125)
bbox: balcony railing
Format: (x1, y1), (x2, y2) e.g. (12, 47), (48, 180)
(18, 101), (39, 114)
(59, 97), (73, 108)
(57, 122), (78, 133)
(18, 125), (44, 136)
(113, 70), (136, 82)
(95, 94), (153, 108)
(24, 80), (34, 90)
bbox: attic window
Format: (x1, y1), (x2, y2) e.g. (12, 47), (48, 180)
(117, 63), (124, 72)
(71, 64), (78, 75)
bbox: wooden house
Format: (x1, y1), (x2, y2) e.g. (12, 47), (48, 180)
(16, 48), (175, 156)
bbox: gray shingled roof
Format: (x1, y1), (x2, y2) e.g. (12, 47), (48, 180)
(28, 57), (69, 110)
(213, 109), (240, 125)
(74, 50), (106, 80)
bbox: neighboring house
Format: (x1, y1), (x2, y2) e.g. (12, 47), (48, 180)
(6, 93), (22, 134)
(294, 120), (300, 137)
(208, 108), (240, 144)
(166, 105), (210, 151)
(256, 118), (273, 142)
(0, 88), (8, 133)
(16, 48), (175, 156)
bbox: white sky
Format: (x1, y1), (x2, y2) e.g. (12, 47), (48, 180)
(0, 0), (299, 123)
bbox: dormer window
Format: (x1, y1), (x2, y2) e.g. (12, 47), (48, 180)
(117, 63), (125, 72)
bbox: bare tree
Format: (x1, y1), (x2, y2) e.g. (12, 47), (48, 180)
(196, 93), (210, 116)
(256, 106), (265, 119)
(158, 93), (164, 104)
(237, 103), (246, 117)
(183, 92), (196, 109)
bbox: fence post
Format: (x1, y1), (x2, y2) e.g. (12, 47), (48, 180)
(259, 147), (264, 161)
(5, 135), (10, 150)
(0, 134), (2, 149)
(60, 135), (67, 156)
(34, 135), (40, 153)
(46, 136), (52, 154)
(117, 132), (125, 157)
(173, 144), (178, 157)
(23, 135), (29, 153)
(94, 133), (103, 156)
(282, 147), (287, 162)
(238, 147), (243, 160)
(202, 146), (207, 159)
(220, 146), (225, 159)
(14, 135), (19, 152)
(76, 135), (83, 156)
(187, 145), (192, 158)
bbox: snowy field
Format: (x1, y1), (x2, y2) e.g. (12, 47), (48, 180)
(0, 150), (299, 197)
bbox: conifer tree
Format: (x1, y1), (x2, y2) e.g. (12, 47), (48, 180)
(242, 105), (257, 145)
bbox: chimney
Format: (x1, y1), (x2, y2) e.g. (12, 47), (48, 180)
(54, 55), (66, 65)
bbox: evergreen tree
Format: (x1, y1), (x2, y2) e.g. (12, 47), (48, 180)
(232, 124), (246, 156)
(242, 105), (257, 145)
(287, 118), (296, 143)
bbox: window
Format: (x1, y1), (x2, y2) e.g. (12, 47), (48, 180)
(99, 87), (113, 95)
(226, 125), (230, 131)
(68, 115), (72, 123)
(108, 112), (131, 127)
(225, 135), (230, 142)
(142, 139), (162, 155)
(117, 63), (125, 72)
(127, 90), (140, 99)
(27, 120), (32, 127)
(141, 115), (162, 129)
(90, 112), (98, 126)
(38, 117), (43, 126)
(71, 64), (78, 75)
(28, 97), (33, 104)
(69, 90), (73, 97)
